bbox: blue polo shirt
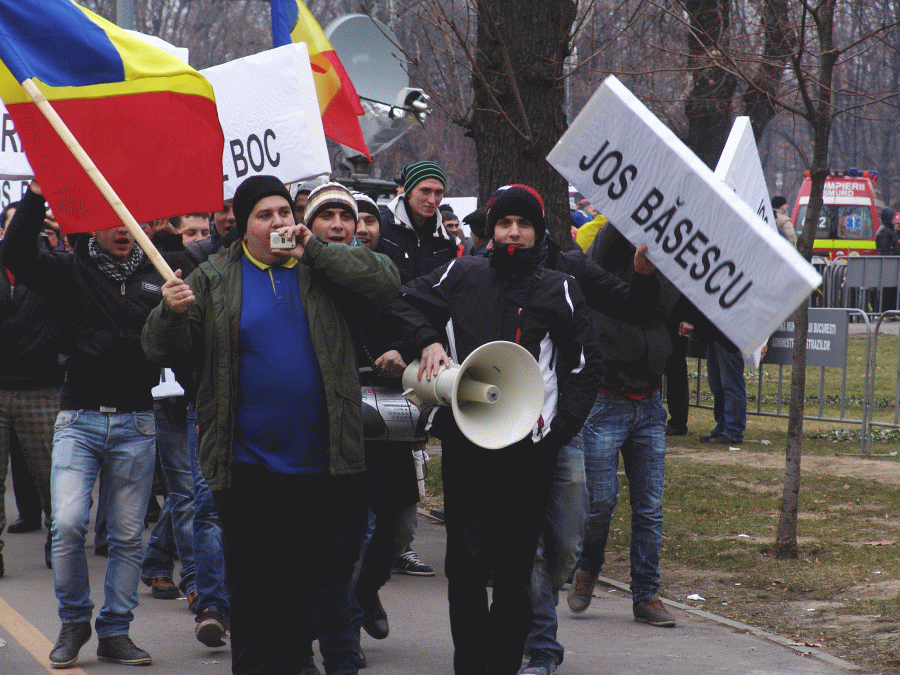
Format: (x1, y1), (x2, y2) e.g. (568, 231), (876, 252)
(233, 245), (328, 473)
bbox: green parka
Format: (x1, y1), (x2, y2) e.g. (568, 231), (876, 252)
(142, 236), (400, 491)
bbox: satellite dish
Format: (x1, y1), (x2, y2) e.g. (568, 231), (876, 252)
(324, 14), (409, 108)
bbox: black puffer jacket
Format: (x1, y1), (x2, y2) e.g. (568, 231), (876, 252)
(388, 251), (603, 446)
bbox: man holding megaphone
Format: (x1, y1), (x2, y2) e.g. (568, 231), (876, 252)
(387, 185), (604, 675)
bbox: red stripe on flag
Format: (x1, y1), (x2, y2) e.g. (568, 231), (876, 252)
(322, 90), (372, 161)
(321, 50), (364, 117)
(7, 92), (224, 233)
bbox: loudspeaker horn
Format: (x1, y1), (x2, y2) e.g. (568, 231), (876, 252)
(401, 341), (545, 450)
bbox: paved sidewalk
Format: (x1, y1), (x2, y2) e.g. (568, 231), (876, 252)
(0, 492), (869, 674)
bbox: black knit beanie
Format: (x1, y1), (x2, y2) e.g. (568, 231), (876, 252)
(233, 175), (293, 237)
(485, 184), (546, 242)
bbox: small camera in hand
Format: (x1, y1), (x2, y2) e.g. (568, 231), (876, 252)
(270, 232), (296, 249)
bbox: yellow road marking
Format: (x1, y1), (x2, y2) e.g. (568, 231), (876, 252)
(0, 595), (87, 674)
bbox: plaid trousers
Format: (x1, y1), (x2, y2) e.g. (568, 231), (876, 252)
(0, 386), (59, 551)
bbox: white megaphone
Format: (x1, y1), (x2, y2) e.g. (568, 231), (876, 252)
(401, 341), (545, 450)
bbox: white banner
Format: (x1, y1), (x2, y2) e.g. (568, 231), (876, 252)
(547, 75), (821, 356)
(201, 44), (330, 201)
(715, 116), (777, 368)
(715, 117), (776, 233)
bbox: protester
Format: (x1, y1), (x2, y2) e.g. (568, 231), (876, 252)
(462, 207), (488, 256)
(169, 213), (211, 246)
(388, 184), (603, 675)
(2, 181), (196, 668)
(567, 223), (679, 630)
(143, 174), (399, 675)
(340, 191), (431, 668)
(0, 196), (67, 575)
(771, 196), (797, 245)
(439, 204), (464, 255)
(380, 160), (458, 282)
(523, 225), (661, 675)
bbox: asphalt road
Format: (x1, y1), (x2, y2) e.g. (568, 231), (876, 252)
(0, 488), (868, 674)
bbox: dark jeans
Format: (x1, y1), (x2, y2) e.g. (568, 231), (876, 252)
(215, 464), (367, 675)
(441, 426), (555, 675)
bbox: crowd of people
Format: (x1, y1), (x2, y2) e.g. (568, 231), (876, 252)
(0, 158), (741, 675)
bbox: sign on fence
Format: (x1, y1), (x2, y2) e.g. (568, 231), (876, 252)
(763, 308), (848, 368)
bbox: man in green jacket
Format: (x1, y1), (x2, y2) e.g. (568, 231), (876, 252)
(142, 175), (400, 675)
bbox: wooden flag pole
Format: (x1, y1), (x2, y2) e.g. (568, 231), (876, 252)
(20, 78), (176, 282)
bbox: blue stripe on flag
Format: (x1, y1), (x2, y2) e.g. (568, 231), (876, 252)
(0, 0), (124, 86)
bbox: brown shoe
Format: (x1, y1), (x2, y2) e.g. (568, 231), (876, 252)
(633, 596), (676, 627)
(566, 568), (599, 613)
(145, 576), (180, 599)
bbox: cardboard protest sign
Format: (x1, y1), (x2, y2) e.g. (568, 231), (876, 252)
(715, 117), (776, 233)
(202, 43), (330, 200)
(547, 75), (821, 356)
(714, 116), (777, 367)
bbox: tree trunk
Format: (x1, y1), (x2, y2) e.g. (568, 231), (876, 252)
(775, 0), (838, 559)
(742, 0), (795, 140)
(472, 0), (576, 248)
(683, 0), (737, 168)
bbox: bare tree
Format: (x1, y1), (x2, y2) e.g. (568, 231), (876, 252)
(377, 0), (580, 247)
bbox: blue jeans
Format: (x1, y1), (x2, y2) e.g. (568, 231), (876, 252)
(141, 401), (195, 594)
(51, 410), (156, 637)
(187, 403), (229, 616)
(578, 391), (666, 603)
(525, 437), (587, 665)
(706, 340), (746, 442)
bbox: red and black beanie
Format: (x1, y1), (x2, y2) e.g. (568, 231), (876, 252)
(486, 184), (546, 242)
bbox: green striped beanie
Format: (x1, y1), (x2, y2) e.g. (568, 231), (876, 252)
(402, 160), (446, 194)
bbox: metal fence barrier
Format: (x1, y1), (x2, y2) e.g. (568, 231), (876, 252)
(679, 308), (882, 455)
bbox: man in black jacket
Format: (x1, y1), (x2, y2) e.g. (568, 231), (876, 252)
(379, 160), (458, 283)
(521, 232), (659, 675)
(0, 197), (66, 575)
(389, 184), (603, 675)
(566, 223), (678, 630)
(1, 182), (195, 669)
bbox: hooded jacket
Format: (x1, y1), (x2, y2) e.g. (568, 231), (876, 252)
(379, 194), (458, 283)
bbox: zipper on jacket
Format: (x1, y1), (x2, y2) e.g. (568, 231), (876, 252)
(121, 282), (126, 296)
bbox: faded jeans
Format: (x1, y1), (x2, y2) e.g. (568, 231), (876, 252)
(577, 392), (666, 603)
(51, 410), (156, 636)
(525, 437), (587, 666)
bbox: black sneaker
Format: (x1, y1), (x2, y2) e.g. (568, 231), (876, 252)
(664, 424), (687, 437)
(195, 606), (228, 648)
(298, 654), (322, 675)
(49, 621), (91, 669)
(392, 549), (435, 576)
(96, 634), (152, 665)
(7, 515), (41, 533)
(361, 591), (389, 640)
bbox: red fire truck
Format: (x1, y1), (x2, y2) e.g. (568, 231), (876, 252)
(791, 168), (887, 259)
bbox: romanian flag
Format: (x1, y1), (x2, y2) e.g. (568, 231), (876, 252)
(271, 0), (371, 161)
(0, 0), (224, 233)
